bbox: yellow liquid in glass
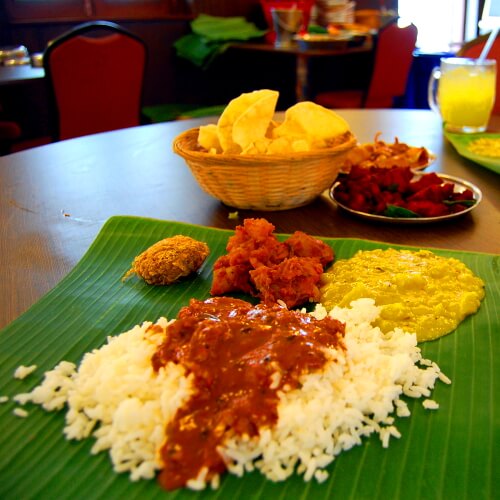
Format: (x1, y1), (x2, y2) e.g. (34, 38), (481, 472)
(438, 66), (495, 129)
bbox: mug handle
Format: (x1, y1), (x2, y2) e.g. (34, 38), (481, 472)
(427, 66), (441, 114)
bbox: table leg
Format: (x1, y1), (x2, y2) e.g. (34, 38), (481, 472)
(296, 53), (309, 102)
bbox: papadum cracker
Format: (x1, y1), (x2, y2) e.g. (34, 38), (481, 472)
(197, 90), (352, 156)
(272, 102), (350, 150)
(233, 92), (279, 152)
(197, 124), (221, 153)
(216, 89), (279, 154)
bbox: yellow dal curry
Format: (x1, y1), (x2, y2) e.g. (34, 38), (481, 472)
(320, 249), (485, 342)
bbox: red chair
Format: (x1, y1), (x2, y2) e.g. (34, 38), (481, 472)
(458, 32), (500, 114)
(43, 20), (147, 141)
(314, 20), (418, 109)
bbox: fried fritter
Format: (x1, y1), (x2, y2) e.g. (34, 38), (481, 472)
(343, 132), (431, 171)
(123, 235), (209, 285)
(210, 218), (334, 308)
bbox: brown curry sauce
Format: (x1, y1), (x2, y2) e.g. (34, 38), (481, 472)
(152, 297), (345, 490)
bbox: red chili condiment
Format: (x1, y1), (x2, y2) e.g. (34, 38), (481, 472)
(152, 297), (345, 490)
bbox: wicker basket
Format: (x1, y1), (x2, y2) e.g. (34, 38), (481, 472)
(173, 127), (357, 211)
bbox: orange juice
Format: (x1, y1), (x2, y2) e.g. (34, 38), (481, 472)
(429, 57), (497, 133)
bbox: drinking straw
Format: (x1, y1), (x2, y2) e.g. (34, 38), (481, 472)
(478, 26), (499, 62)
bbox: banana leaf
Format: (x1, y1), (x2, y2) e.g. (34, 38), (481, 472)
(0, 216), (498, 500)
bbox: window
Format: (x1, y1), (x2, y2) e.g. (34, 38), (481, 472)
(398, 0), (468, 52)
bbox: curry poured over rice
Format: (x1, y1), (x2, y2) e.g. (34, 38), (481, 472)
(14, 298), (449, 490)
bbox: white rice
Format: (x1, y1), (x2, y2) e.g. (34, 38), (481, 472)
(14, 298), (449, 489)
(422, 399), (440, 410)
(219, 298), (448, 484)
(13, 407), (29, 418)
(13, 364), (37, 379)
(15, 318), (194, 481)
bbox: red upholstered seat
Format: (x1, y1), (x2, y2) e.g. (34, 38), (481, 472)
(314, 20), (418, 109)
(316, 89), (365, 108)
(458, 33), (500, 114)
(44, 21), (146, 141)
(0, 120), (21, 140)
(0, 119), (52, 155)
(10, 136), (52, 153)
(0, 120), (22, 155)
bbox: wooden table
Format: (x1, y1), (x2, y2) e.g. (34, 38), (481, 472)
(230, 39), (373, 101)
(0, 109), (499, 329)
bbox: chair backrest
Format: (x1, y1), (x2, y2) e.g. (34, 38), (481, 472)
(363, 20), (418, 108)
(43, 20), (147, 141)
(458, 32), (500, 113)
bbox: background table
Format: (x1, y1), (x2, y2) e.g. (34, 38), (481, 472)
(231, 39), (373, 101)
(0, 64), (45, 85)
(0, 65), (49, 142)
(0, 109), (499, 329)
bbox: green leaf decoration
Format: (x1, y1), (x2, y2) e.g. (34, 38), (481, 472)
(384, 205), (420, 218)
(191, 14), (267, 42)
(442, 199), (476, 207)
(0, 216), (498, 499)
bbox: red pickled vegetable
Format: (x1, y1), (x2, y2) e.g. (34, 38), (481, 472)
(334, 166), (476, 218)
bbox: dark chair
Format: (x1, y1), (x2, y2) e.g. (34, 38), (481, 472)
(314, 20), (418, 109)
(0, 120), (21, 155)
(43, 20), (147, 141)
(0, 118), (52, 155)
(458, 32), (500, 114)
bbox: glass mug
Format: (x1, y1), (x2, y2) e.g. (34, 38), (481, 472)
(271, 8), (303, 48)
(428, 57), (497, 133)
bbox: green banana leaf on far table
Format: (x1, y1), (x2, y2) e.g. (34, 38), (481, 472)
(174, 14), (268, 67)
(445, 130), (500, 174)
